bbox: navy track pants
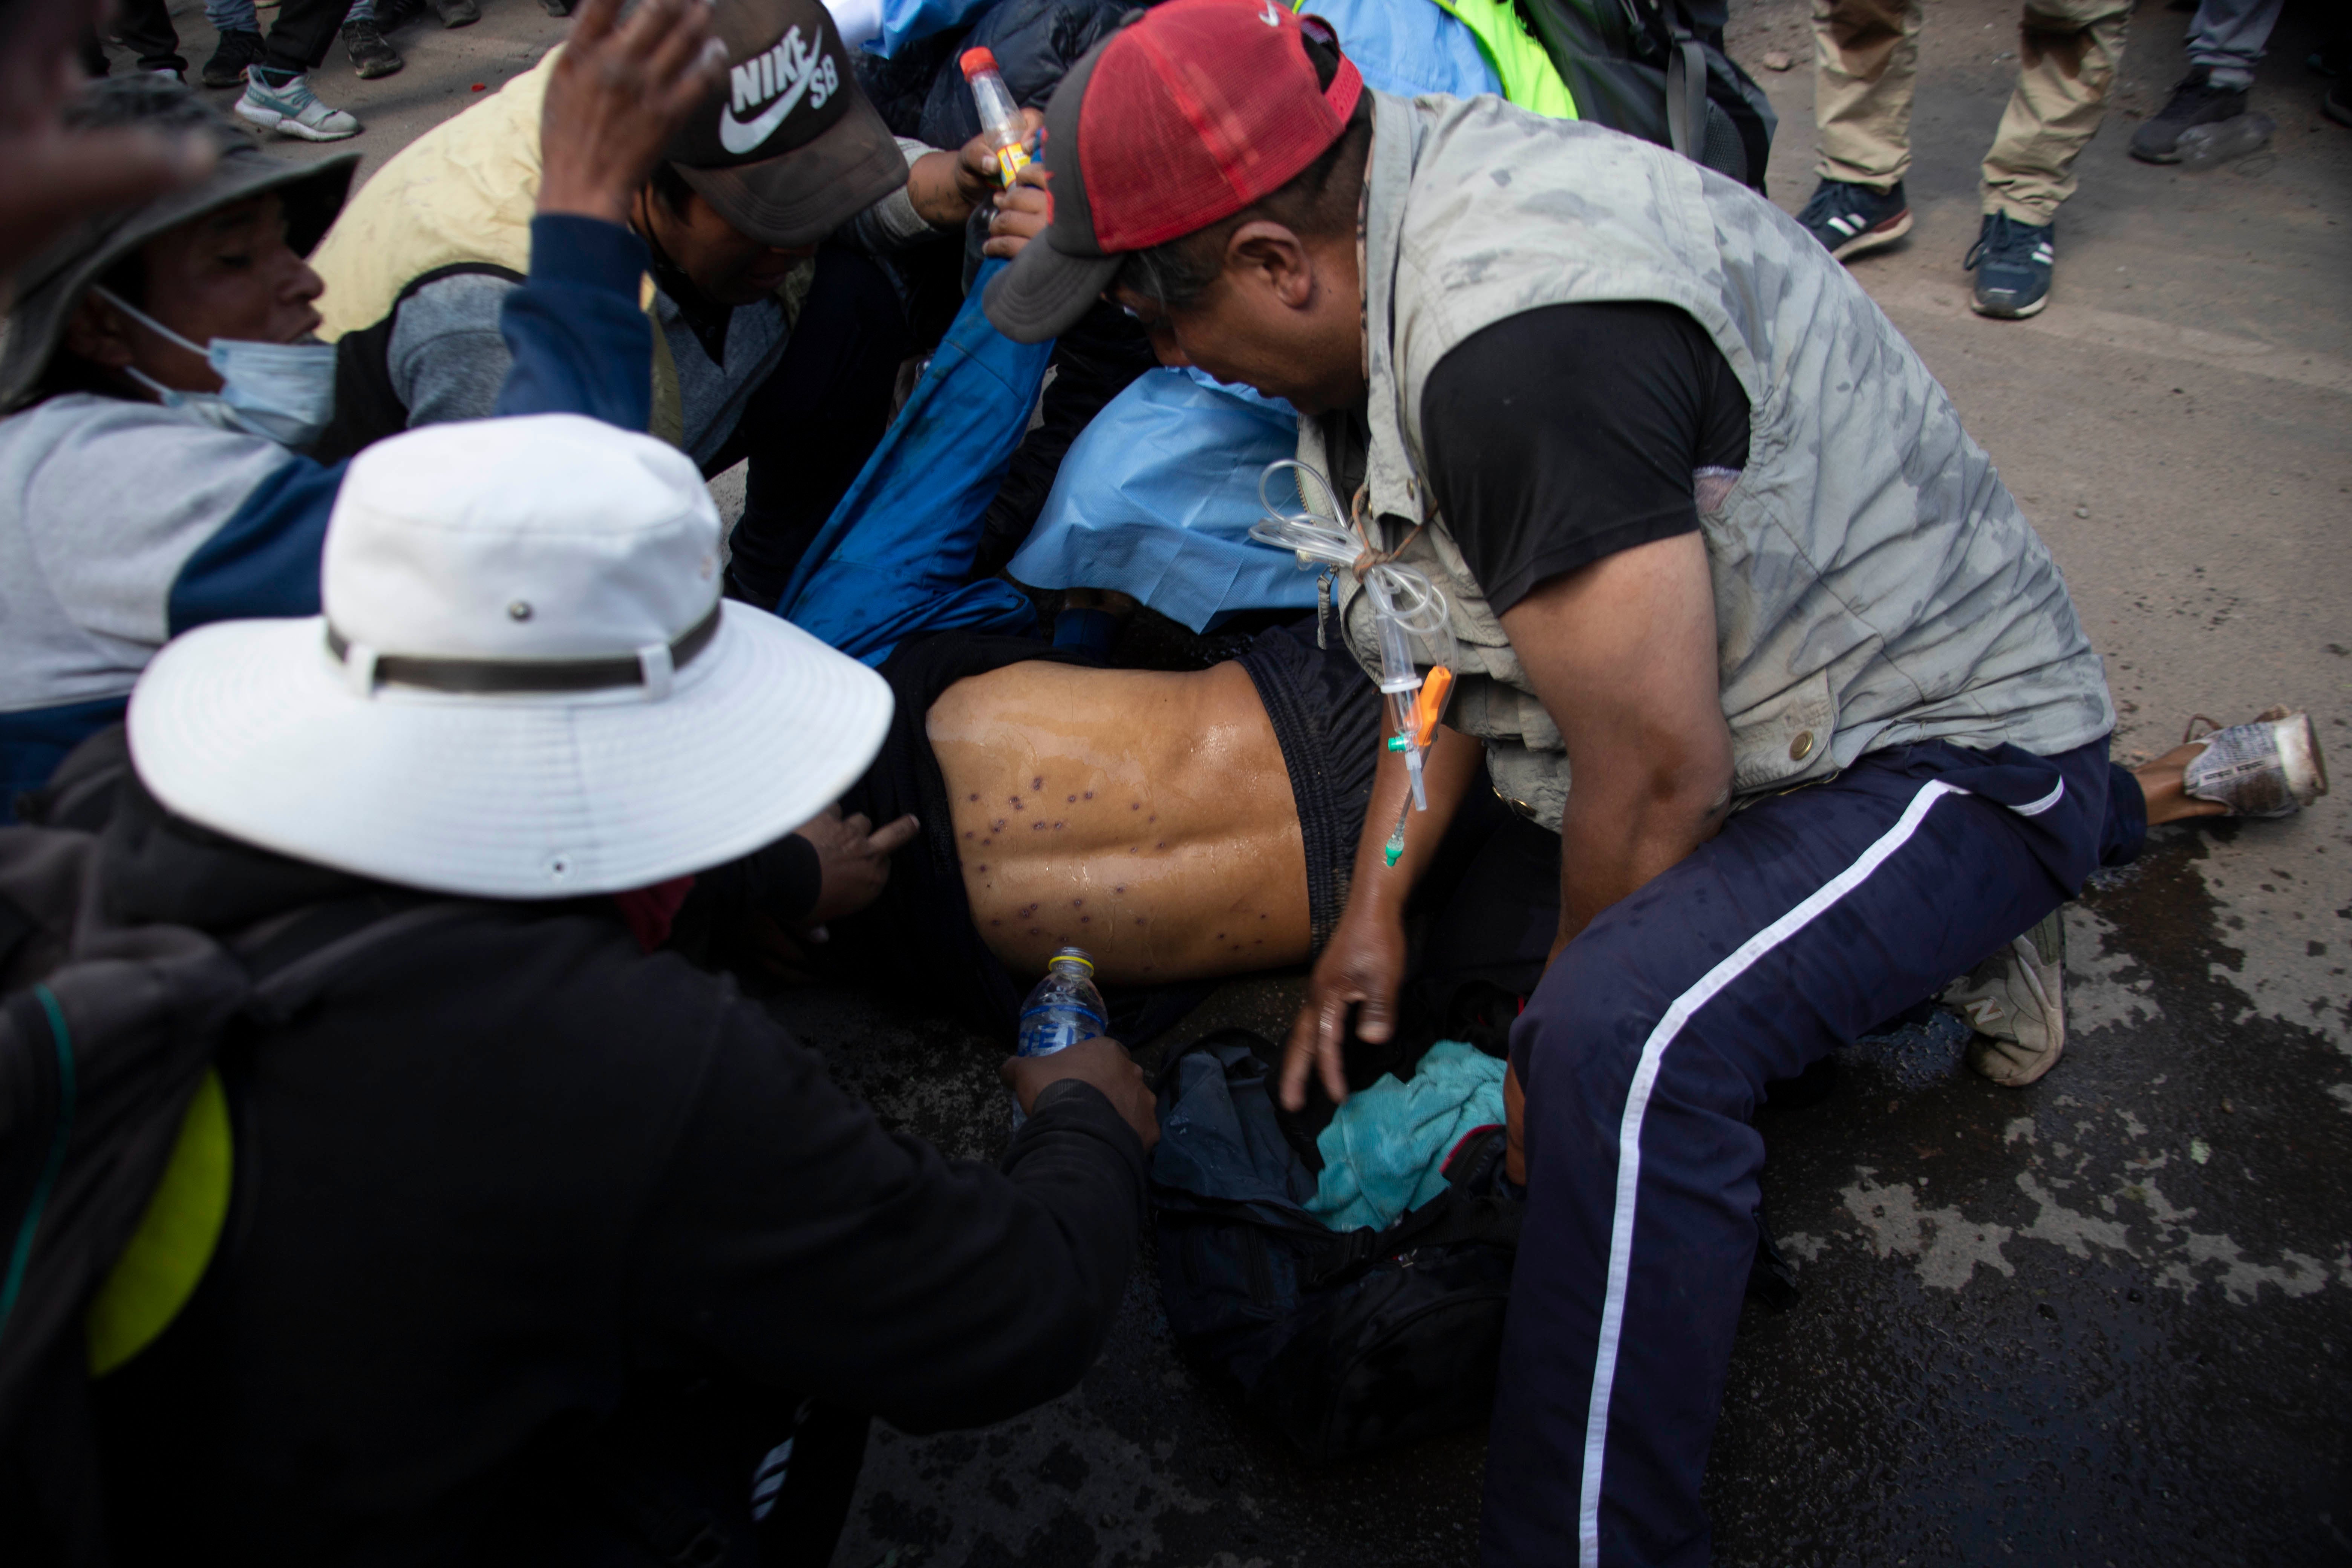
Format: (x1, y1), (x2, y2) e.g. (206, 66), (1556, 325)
(1481, 737), (2144, 1567)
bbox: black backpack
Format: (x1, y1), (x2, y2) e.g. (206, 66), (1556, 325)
(1518, 0), (1778, 190)
(1150, 1029), (1522, 1462)
(1150, 1027), (1803, 1463)
(0, 749), (464, 1565)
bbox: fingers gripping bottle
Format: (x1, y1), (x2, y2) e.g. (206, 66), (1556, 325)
(959, 48), (1031, 188)
(1011, 946), (1107, 1128)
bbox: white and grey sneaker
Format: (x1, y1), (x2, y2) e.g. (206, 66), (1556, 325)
(1947, 908), (2066, 1087)
(236, 66), (361, 142)
(2181, 709), (2329, 819)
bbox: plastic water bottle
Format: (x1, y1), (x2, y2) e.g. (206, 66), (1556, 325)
(960, 47), (1031, 188)
(1011, 946), (1106, 1129)
(2178, 112), (2275, 171)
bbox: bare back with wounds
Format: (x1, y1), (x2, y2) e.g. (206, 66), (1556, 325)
(926, 660), (1312, 984)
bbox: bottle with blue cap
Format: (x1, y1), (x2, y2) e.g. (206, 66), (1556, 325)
(1011, 945), (1107, 1127)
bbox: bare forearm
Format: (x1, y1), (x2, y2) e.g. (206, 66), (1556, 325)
(1552, 777), (1728, 957)
(1347, 726), (1484, 920)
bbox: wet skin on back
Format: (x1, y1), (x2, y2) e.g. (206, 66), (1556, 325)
(926, 660), (1313, 984)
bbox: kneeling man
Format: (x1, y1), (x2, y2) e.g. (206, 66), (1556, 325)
(983, 3), (2322, 1562)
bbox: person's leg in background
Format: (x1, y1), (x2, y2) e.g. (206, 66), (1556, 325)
(1968, 0), (2130, 318)
(339, 0), (405, 81)
(2130, 0), (2283, 163)
(237, 0), (362, 141)
(1796, 0), (1922, 261)
(202, 0), (268, 87)
(104, 0), (189, 77)
(718, 248), (913, 609)
(1479, 741), (2140, 1567)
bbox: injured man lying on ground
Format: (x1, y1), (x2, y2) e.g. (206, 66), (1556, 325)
(817, 618), (1560, 1040)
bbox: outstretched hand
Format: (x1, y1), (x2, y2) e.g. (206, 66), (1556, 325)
(537, 0), (731, 227)
(1279, 902), (1407, 1111)
(792, 805), (920, 929)
(0, 0), (215, 305)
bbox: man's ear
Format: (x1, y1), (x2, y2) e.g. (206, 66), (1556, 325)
(1226, 220), (1316, 309)
(60, 291), (136, 370)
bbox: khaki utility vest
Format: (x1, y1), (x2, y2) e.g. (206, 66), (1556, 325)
(308, 51), (804, 449)
(1314, 91), (2113, 830)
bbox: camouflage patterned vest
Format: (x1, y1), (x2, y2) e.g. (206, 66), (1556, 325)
(1310, 90), (2113, 831)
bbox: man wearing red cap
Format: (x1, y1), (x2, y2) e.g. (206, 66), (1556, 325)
(984, 3), (2145, 1562)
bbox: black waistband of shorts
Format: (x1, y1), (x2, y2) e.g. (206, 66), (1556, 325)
(1234, 622), (1383, 950)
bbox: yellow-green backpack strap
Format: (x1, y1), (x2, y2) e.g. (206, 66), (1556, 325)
(86, 1068), (232, 1377)
(1423, 0), (1581, 121)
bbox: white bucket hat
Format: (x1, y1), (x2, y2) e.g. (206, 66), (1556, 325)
(128, 413), (893, 899)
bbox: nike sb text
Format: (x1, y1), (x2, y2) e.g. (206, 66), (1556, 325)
(723, 26), (838, 155)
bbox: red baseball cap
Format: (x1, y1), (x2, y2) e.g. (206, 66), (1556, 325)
(982, 0), (1363, 343)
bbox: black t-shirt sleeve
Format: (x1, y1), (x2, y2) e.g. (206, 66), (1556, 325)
(1418, 300), (1752, 615)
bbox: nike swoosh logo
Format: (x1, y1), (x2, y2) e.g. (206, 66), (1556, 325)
(1259, 0), (1281, 22)
(720, 68), (813, 155)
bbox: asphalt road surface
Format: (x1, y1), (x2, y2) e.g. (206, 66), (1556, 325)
(111, 0), (2351, 1562)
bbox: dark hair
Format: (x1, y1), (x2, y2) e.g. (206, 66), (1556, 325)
(648, 160), (698, 218)
(1113, 36), (1371, 311)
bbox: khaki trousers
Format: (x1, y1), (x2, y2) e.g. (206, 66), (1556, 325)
(1812, 0), (2130, 223)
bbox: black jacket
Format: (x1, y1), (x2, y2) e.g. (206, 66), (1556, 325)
(84, 782), (1146, 1562)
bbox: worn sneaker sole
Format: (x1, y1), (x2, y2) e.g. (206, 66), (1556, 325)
(2184, 709), (2329, 817)
(1970, 287), (2050, 320)
(234, 100), (360, 141)
(1822, 208), (1913, 263)
(1951, 908), (2067, 1087)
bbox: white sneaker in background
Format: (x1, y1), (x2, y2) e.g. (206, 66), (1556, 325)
(236, 67), (361, 142)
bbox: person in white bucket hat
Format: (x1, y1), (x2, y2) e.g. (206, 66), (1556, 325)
(134, 412), (888, 898)
(64, 412), (1158, 1562)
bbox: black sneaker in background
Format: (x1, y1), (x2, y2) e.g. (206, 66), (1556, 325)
(1965, 212), (2055, 320)
(201, 26), (264, 88)
(2130, 67), (2250, 162)
(1795, 178), (1913, 262)
(432, 0), (481, 24)
(342, 19), (404, 77)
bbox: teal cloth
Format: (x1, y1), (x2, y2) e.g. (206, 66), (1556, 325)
(1303, 1040), (1506, 1232)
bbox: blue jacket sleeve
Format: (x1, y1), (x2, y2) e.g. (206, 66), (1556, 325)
(171, 217), (654, 634)
(866, 0), (998, 56)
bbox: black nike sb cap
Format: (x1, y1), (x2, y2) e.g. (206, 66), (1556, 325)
(663, 0), (907, 249)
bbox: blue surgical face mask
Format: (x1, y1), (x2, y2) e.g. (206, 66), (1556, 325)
(93, 285), (338, 449)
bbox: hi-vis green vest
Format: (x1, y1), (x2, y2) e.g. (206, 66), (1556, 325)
(1294, 0), (1579, 121)
(1426, 0), (1579, 121)
(308, 50), (692, 446)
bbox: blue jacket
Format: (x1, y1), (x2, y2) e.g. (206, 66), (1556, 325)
(0, 216), (657, 818)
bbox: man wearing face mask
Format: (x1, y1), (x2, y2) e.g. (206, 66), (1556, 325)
(306, 0), (1029, 608)
(0, 0), (731, 819)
